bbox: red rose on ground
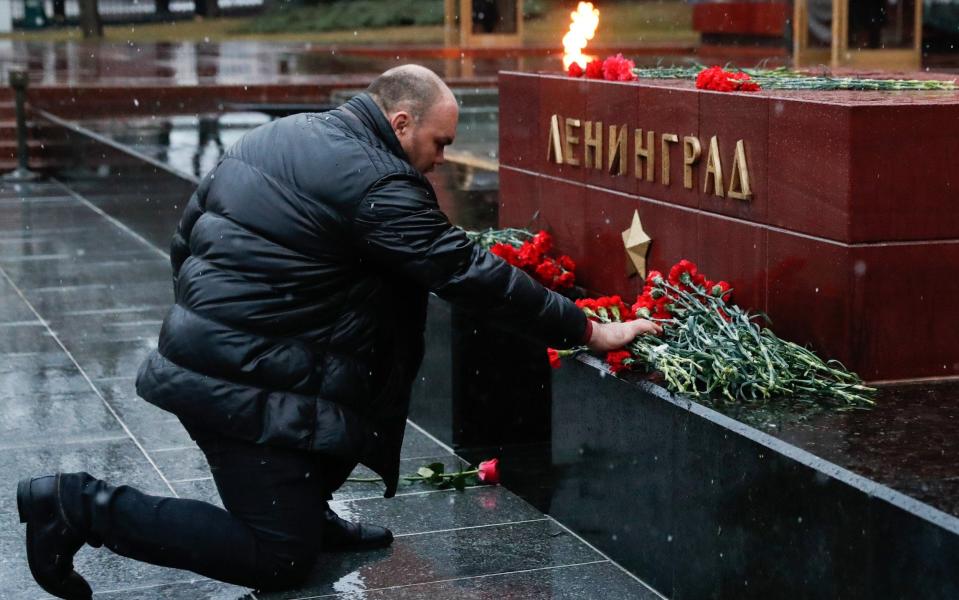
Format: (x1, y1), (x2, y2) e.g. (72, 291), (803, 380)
(605, 350), (633, 374)
(477, 458), (500, 484)
(568, 62), (584, 78)
(585, 59), (604, 79)
(547, 348), (562, 369)
(602, 53), (637, 82)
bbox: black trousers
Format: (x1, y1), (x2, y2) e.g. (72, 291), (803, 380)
(87, 423), (357, 591)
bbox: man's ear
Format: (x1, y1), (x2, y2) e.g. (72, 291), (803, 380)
(389, 111), (413, 136)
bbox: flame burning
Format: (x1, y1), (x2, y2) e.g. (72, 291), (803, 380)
(562, 2), (600, 70)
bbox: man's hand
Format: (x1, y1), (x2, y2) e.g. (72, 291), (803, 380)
(587, 319), (662, 352)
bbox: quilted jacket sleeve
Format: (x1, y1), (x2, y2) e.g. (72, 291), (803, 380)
(352, 174), (587, 349)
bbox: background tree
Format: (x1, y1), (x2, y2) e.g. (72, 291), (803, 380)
(78, 0), (101, 38)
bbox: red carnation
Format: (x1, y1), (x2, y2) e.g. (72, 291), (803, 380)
(695, 66), (760, 93)
(558, 255), (576, 272)
(490, 243), (518, 265)
(556, 271), (575, 288)
(585, 58), (604, 79)
(547, 348), (562, 369)
(516, 242), (543, 267)
(568, 62), (584, 78)
(605, 350), (633, 374)
(602, 53), (637, 82)
(646, 270), (665, 285)
(535, 260), (561, 286)
(532, 230), (553, 253)
(477, 458), (500, 484)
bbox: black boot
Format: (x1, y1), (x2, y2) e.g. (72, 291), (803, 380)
(17, 474), (93, 600)
(321, 508), (393, 551)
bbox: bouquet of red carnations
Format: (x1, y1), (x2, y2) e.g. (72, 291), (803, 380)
(558, 259), (875, 409)
(466, 227), (576, 291)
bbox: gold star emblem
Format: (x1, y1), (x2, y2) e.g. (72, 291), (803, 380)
(621, 210), (652, 278)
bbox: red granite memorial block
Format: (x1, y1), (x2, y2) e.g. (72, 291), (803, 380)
(498, 72), (959, 380)
(850, 242), (959, 381)
(537, 74), (588, 183)
(536, 176), (588, 263)
(765, 229), (854, 369)
(848, 102), (959, 243)
(633, 85), (701, 210)
(584, 79), (641, 196)
(498, 166), (540, 228)
(692, 1), (789, 37)
(766, 94), (852, 242)
(696, 213), (768, 314)
(498, 72), (542, 170)
(699, 90), (768, 223)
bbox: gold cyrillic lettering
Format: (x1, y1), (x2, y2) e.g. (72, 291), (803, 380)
(583, 120), (603, 170)
(683, 136), (702, 190)
(547, 114), (564, 165)
(727, 139), (752, 200)
(607, 125), (627, 176)
(564, 118), (581, 166)
(660, 133), (679, 186)
(634, 129), (654, 182)
(704, 135), (724, 197)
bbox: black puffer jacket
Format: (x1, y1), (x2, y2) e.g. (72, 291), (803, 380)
(136, 94), (586, 495)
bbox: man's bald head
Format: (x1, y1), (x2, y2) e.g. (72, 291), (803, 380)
(366, 65), (459, 174)
(367, 65), (455, 121)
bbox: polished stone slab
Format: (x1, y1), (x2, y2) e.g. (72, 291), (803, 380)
(0, 512), (228, 599)
(0, 438), (170, 516)
(92, 579), (250, 600)
(94, 377), (194, 452)
(19, 282), (173, 317)
(0, 352), (92, 397)
(259, 520), (603, 599)
(343, 561), (659, 600)
(0, 321), (60, 354)
(331, 485), (544, 537)
(64, 338), (158, 380)
(0, 390), (123, 450)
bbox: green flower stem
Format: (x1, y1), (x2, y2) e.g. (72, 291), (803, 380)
(347, 468), (480, 484)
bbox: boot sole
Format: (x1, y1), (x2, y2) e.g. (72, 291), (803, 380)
(16, 477), (92, 600)
(17, 477), (32, 524)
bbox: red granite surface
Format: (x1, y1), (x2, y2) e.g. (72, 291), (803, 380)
(498, 72), (959, 381)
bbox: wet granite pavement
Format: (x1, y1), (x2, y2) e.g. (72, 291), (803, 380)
(0, 179), (664, 599)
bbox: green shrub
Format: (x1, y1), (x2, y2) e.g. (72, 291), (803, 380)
(237, 0), (547, 34)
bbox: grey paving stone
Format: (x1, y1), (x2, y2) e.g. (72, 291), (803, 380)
(65, 338), (158, 380)
(172, 477), (224, 508)
(348, 561), (662, 600)
(0, 513), (235, 599)
(400, 425), (449, 460)
(331, 485), (543, 536)
(333, 454), (472, 502)
(92, 579), (250, 600)
(20, 282), (174, 317)
(0, 352), (91, 397)
(0, 321), (60, 353)
(0, 390), (123, 449)
(10, 257), (170, 291)
(259, 520), (603, 599)
(0, 438), (170, 516)
(151, 446), (210, 483)
(95, 378), (193, 451)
